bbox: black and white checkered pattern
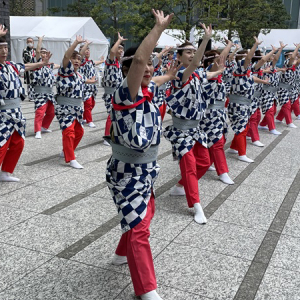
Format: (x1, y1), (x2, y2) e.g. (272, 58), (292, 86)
(223, 60), (236, 95)
(227, 102), (251, 134)
(80, 58), (98, 101)
(106, 79), (161, 233)
(278, 59), (295, 106)
(102, 56), (123, 113)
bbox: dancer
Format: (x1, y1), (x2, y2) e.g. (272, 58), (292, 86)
(275, 44), (300, 128)
(79, 42), (105, 128)
(106, 10), (175, 300)
(32, 35), (59, 139)
(259, 42), (286, 134)
(102, 32), (126, 146)
(164, 26), (224, 224)
(290, 56), (300, 119)
(55, 36), (97, 169)
(0, 29), (51, 182)
(227, 36), (262, 163)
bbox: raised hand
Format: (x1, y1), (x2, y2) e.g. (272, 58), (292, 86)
(36, 35), (45, 41)
(0, 24), (8, 37)
(166, 59), (182, 81)
(200, 23), (212, 39)
(152, 9), (174, 31)
(254, 36), (262, 45)
(76, 35), (86, 44)
(294, 43), (300, 48)
(279, 41), (287, 49)
(271, 45), (278, 52)
(118, 32), (128, 42)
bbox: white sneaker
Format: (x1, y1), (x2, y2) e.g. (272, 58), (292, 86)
(275, 119), (283, 123)
(246, 136), (251, 140)
(269, 129), (282, 135)
(219, 173), (234, 185)
(252, 140), (264, 147)
(35, 131), (41, 139)
(170, 185), (185, 196)
(258, 125), (268, 130)
(287, 123), (297, 128)
(141, 290), (163, 300)
(228, 148), (238, 154)
(208, 165), (216, 171)
(87, 122), (96, 128)
(238, 155), (254, 163)
(41, 127), (52, 133)
(112, 254), (127, 266)
(0, 171), (20, 182)
(70, 160), (83, 169)
(103, 140), (110, 146)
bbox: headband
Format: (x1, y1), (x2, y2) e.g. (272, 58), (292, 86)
(0, 42), (8, 46)
(176, 46), (197, 51)
(121, 53), (156, 63)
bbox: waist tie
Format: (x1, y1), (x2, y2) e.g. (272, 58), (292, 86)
(229, 94), (251, 105)
(104, 87), (116, 95)
(34, 85), (53, 94)
(111, 142), (159, 164)
(253, 91), (262, 98)
(263, 85), (278, 93)
(207, 100), (225, 110)
(172, 115), (199, 130)
(57, 96), (82, 107)
(0, 98), (21, 110)
(278, 82), (292, 90)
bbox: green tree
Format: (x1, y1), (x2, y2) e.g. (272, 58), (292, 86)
(48, 0), (94, 17)
(10, 0), (35, 16)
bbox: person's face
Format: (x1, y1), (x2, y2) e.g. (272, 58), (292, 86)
(85, 48), (90, 58)
(27, 39), (34, 48)
(141, 58), (154, 87)
(40, 51), (47, 60)
(116, 45), (124, 61)
(0, 44), (8, 64)
(71, 55), (81, 71)
(177, 48), (196, 68)
(168, 52), (174, 60)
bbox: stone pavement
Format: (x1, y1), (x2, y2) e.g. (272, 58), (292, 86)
(1, 88), (300, 300)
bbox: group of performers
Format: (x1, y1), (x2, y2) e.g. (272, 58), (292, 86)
(1, 10), (300, 298)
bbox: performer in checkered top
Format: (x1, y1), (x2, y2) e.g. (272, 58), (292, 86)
(275, 45), (300, 128)
(106, 10), (179, 300)
(290, 55), (300, 119)
(79, 41), (105, 128)
(55, 36), (97, 169)
(102, 32), (126, 146)
(200, 39), (235, 185)
(163, 26), (225, 225)
(31, 35), (60, 139)
(0, 28), (51, 182)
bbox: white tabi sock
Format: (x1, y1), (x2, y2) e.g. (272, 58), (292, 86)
(193, 203), (207, 224)
(103, 140), (111, 146)
(275, 119), (283, 123)
(238, 155), (254, 163)
(35, 131), (41, 139)
(252, 140), (264, 147)
(228, 148), (238, 154)
(41, 127), (52, 133)
(112, 254), (127, 266)
(219, 173), (234, 185)
(170, 185), (185, 196)
(141, 290), (163, 300)
(0, 171), (20, 182)
(258, 125), (268, 130)
(287, 123), (297, 128)
(70, 160), (83, 169)
(208, 165), (216, 171)
(246, 136), (251, 140)
(269, 129), (281, 135)
(296, 115), (300, 120)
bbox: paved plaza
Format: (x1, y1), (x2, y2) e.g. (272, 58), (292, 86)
(1, 87), (300, 300)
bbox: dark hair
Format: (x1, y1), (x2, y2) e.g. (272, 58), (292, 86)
(203, 50), (220, 68)
(0, 36), (7, 43)
(26, 37), (33, 42)
(284, 51), (292, 57)
(121, 46), (138, 77)
(252, 50), (262, 63)
(111, 41), (125, 49)
(71, 50), (81, 59)
(177, 42), (194, 56)
(236, 50), (248, 62)
(40, 47), (47, 52)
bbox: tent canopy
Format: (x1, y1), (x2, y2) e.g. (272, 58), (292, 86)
(10, 16), (109, 65)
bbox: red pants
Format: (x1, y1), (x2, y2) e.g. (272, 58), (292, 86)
(178, 142), (210, 208)
(83, 96), (95, 123)
(0, 130), (24, 173)
(247, 108), (261, 142)
(260, 103), (276, 131)
(115, 194), (156, 296)
(209, 136), (229, 175)
(104, 114), (112, 136)
(276, 100), (292, 124)
(62, 120), (84, 163)
(291, 98), (300, 117)
(225, 97), (229, 108)
(230, 124), (249, 156)
(159, 102), (167, 121)
(34, 101), (55, 133)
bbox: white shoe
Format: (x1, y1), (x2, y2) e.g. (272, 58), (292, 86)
(35, 131), (41, 139)
(246, 136), (251, 140)
(87, 122), (96, 128)
(252, 140), (264, 147)
(170, 185), (185, 196)
(258, 125), (268, 130)
(41, 127), (52, 133)
(0, 171), (20, 182)
(296, 115), (300, 120)
(103, 140), (111, 146)
(112, 254), (127, 266)
(287, 123), (297, 128)
(69, 160), (83, 169)
(238, 155), (254, 163)
(194, 203), (207, 224)
(228, 148), (238, 154)
(82, 119), (87, 124)
(269, 129), (282, 135)
(275, 119), (283, 123)
(141, 290), (163, 300)
(208, 165), (216, 171)
(219, 173), (234, 185)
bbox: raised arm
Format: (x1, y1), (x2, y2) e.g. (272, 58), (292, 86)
(244, 36), (262, 69)
(254, 45), (277, 70)
(79, 40), (92, 57)
(109, 32), (127, 61)
(63, 35), (86, 69)
(127, 10), (173, 101)
(35, 35), (44, 61)
(209, 38), (233, 72)
(288, 43), (300, 66)
(182, 23), (212, 82)
(25, 51), (51, 71)
(228, 44), (240, 62)
(95, 56), (105, 65)
(273, 41), (286, 67)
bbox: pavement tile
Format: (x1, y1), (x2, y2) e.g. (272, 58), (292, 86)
(282, 210), (300, 238)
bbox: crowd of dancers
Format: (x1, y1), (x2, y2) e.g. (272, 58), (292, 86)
(1, 10), (300, 299)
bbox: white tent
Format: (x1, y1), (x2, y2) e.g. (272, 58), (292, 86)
(258, 29), (300, 50)
(10, 16), (109, 65)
